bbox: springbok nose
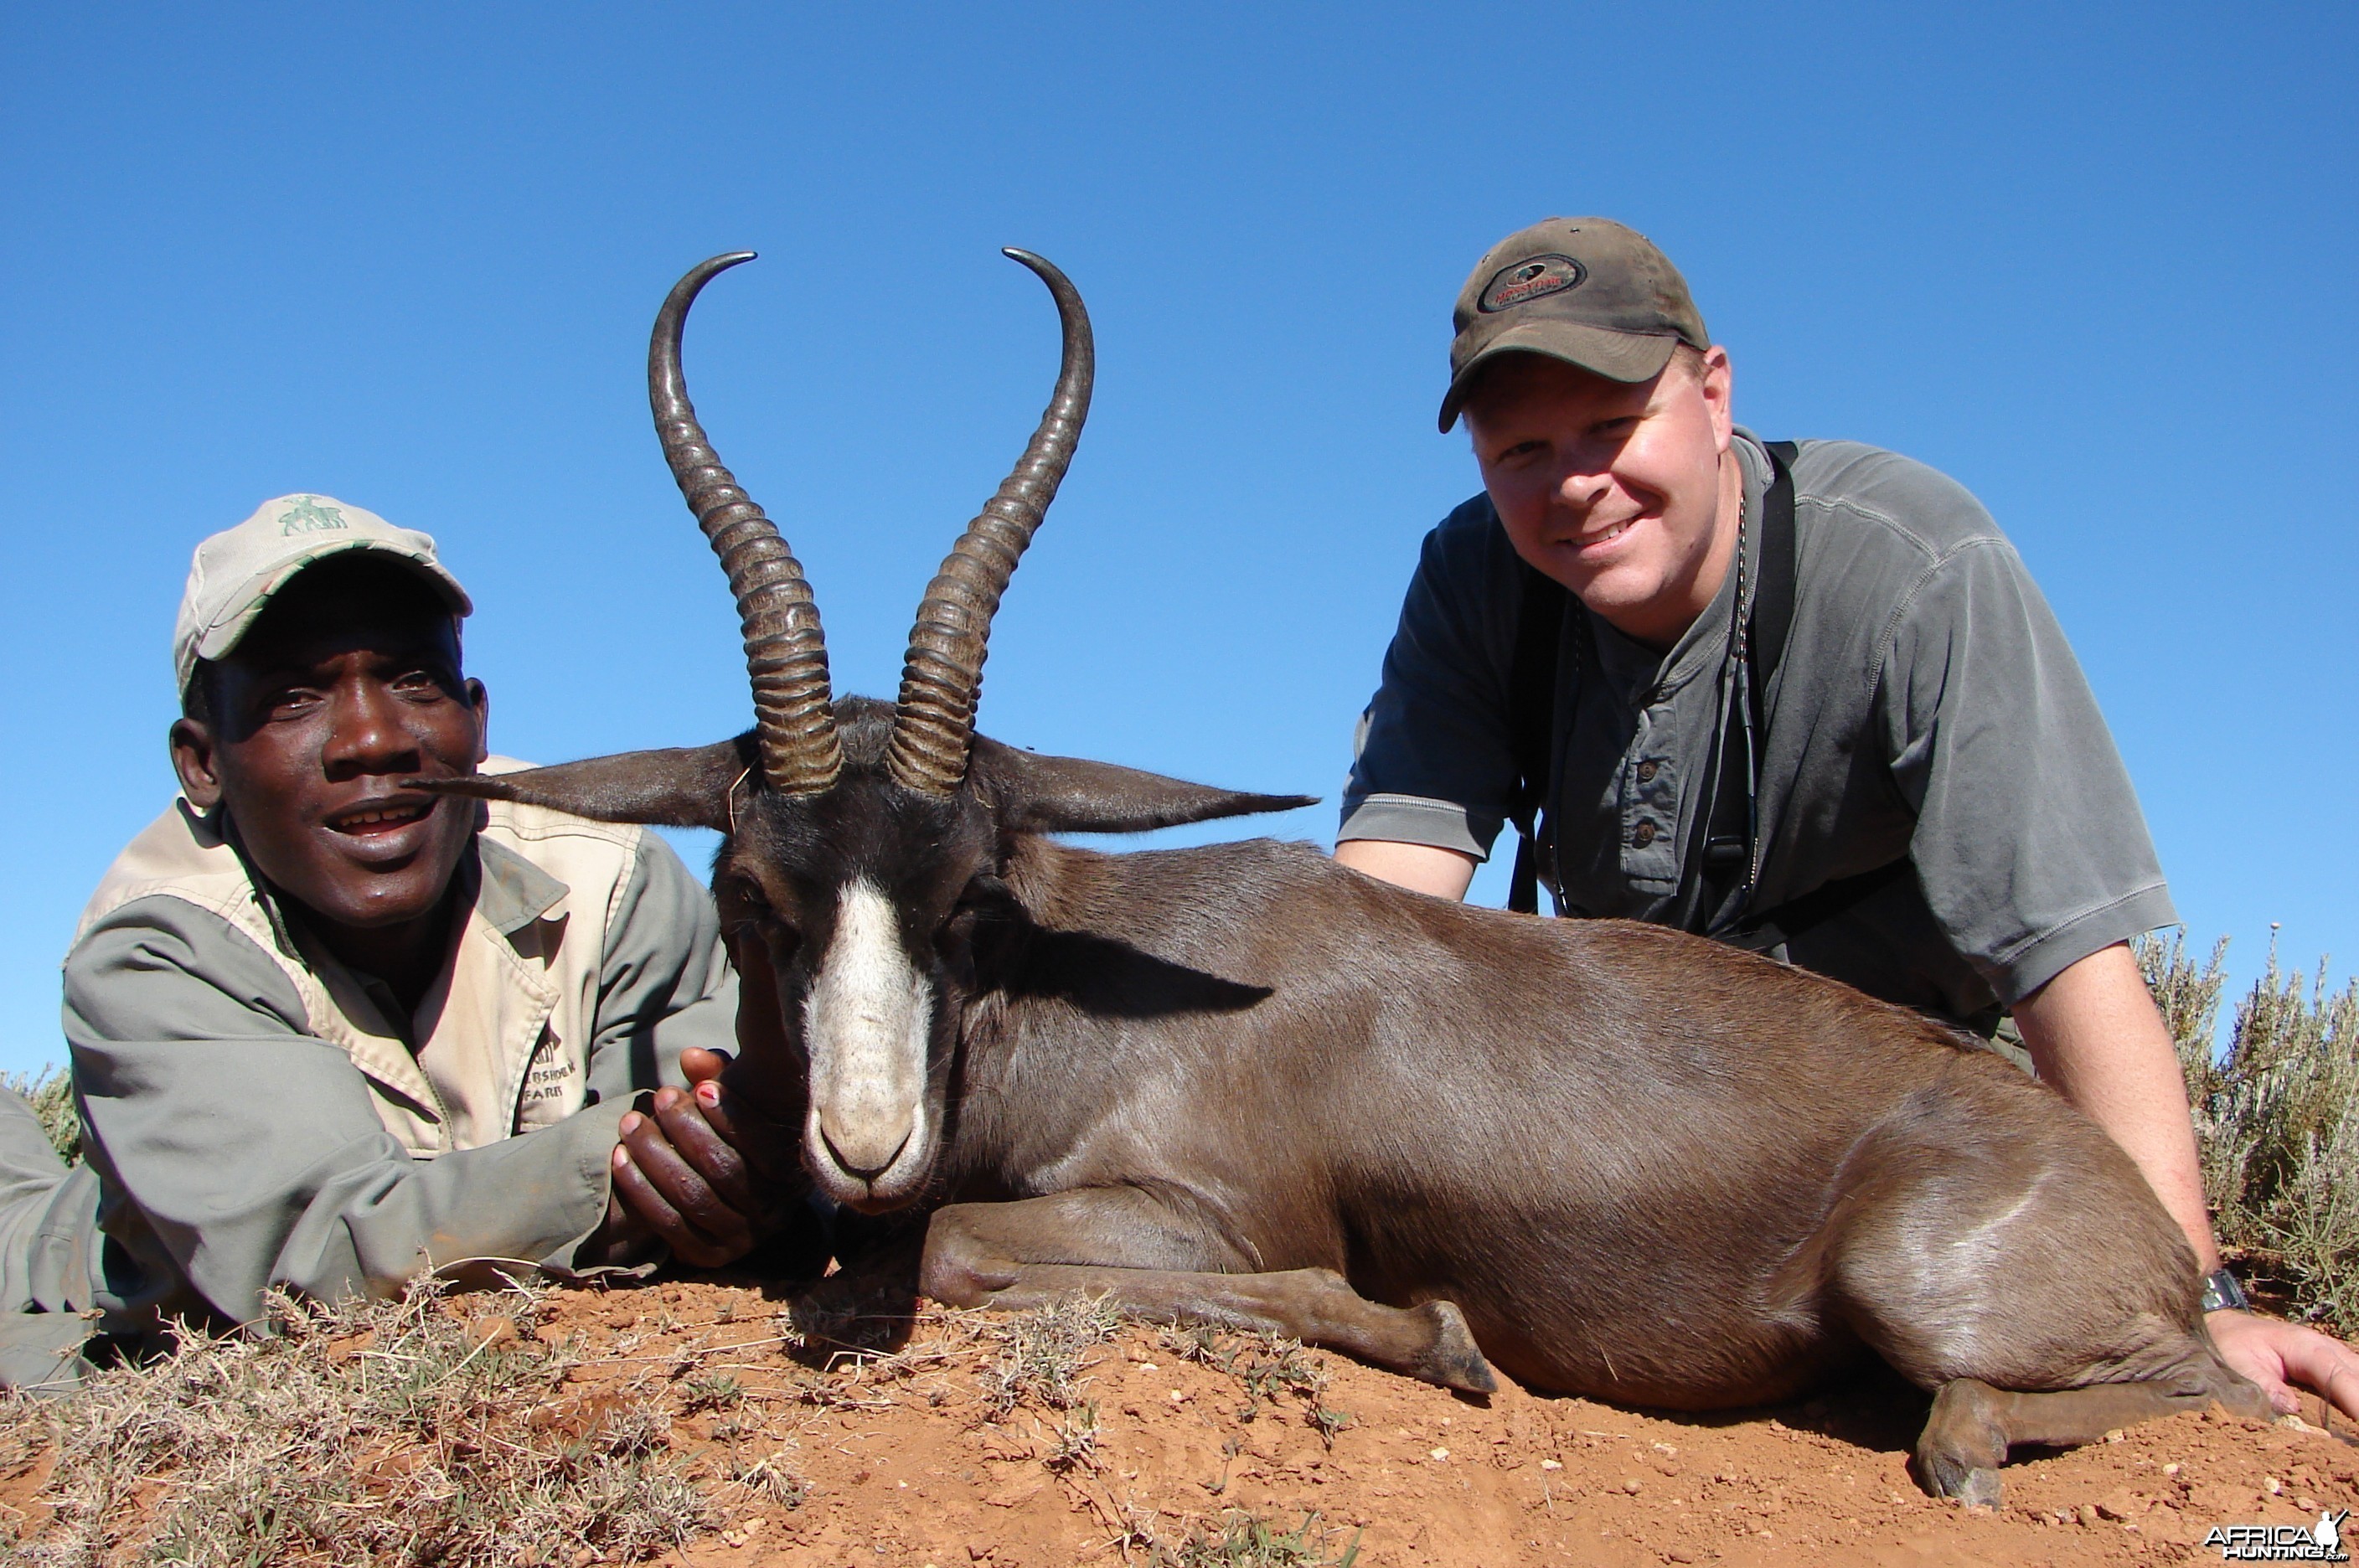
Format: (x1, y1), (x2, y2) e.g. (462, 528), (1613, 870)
(819, 1117), (913, 1182)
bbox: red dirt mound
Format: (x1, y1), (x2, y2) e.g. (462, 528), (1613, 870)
(555, 1282), (2359, 1566)
(5, 1278), (2351, 1566)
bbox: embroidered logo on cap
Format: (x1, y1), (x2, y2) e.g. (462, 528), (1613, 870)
(1478, 254), (1587, 314)
(276, 496), (350, 536)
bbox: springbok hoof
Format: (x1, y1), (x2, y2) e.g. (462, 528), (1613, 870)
(1954, 1469), (2003, 1510)
(1413, 1298), (1497, 1394)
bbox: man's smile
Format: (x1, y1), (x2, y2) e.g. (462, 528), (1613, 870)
(322, 793), (441, 860)
(1546, 512), (1649, 562)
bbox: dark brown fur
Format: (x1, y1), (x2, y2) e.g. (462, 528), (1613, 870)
(420, 249), (2269, 1507)
(431, 701), (2271, 1508)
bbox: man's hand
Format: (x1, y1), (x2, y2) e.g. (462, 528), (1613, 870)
(2208, 1308), (2359, 1424)
(604, 1046), (793, 1268)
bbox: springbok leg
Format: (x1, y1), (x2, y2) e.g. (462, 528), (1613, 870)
(920, 1190), (1496, 1393)
(1917, 1375), (2266, 1507)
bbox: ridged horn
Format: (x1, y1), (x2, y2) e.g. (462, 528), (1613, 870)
(885, 249), (1093, 793)
(651, 252), (840, 796)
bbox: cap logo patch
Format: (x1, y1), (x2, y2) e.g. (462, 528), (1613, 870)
(277, 496), (350, 535)
(1478, 254), (1586, 314)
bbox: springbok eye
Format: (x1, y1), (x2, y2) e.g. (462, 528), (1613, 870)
(722, 875), (777, 927)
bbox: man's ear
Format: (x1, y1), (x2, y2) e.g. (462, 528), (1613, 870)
(411, 734), (752, 832)
(1701, 343), (1734, 447)
(971, 734), (1315, 836)
(170, 719), (222, 810)
(465, 678), (491, 769)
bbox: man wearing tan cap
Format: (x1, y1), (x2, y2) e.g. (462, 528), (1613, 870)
(0, 495), (802, 1386)
(1336, 219), (2359, 1421)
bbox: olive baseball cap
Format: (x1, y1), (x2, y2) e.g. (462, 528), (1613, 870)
(1438, 217), (1710, 432)
(173, 493), (472, 694)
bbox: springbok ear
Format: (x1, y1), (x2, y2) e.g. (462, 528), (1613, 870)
(972, 735), (1316, 836)
(410, 735), (754, 832)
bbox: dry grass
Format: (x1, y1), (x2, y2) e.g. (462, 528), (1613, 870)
(0, 1278), (710, 1566)
(980, 1290), (1122, 1416)
(1153, 1508), (1361, 1567)
(0, 1065), (80, 1164)
(2141, 928), (2359, 1328)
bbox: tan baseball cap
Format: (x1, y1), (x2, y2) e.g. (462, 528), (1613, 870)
(1438, 217), (1711, 432)
(173, 493), (472, 694)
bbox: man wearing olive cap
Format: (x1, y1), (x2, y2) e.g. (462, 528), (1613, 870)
(1335, 218), (2359, 1421)
(0, 495), (795, 1389)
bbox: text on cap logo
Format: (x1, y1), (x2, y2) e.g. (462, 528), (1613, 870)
(1478, 254), (1587, 314)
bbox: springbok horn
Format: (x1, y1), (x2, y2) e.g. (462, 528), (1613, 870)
(652, 251), (842, 796)
(885, 249), (1093, 794)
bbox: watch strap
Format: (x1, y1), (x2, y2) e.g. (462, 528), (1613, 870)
(2199, 1266), (2251, 1314)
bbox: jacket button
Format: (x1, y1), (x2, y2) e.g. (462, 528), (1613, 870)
(1632, 820), (1659, 848)
(1636, 760), (1660, 783)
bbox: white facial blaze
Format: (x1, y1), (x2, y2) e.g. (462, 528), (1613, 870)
(803, 879), (932, 1183)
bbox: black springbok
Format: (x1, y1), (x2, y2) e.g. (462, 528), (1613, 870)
(425, 250), (2270, 1505)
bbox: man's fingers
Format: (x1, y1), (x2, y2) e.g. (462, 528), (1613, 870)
(2270, 1321), (2359, 1424)
(609, 1144), (739, 1269)
(618, 1111), (756, 1261)
(682, 1075), (803, 1187)
(679, 1046), (732, 1085)
(645, 1087), (765, 1216)
(621, 1108), (752, 1248)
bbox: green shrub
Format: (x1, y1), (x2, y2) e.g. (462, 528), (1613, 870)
(2140, 929), (2359, 1328)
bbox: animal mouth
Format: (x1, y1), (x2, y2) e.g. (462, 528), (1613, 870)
(808, 1106), (931, 1215)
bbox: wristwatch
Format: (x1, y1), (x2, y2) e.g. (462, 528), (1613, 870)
(2199, 1266), (2251, 1314)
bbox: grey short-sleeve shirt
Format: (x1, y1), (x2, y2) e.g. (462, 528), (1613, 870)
(1340, 431), (2176, 1023)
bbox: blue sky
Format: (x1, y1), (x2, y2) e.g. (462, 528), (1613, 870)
(3, 3), (2351, 1073)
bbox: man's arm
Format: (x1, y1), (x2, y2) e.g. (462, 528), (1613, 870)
(67, 896), (639, 1328)
(2016, 940), (2359, 1421)
(1336, 498), (1528, 871)
(1332, 840), (1477, 900)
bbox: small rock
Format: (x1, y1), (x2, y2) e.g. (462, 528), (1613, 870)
(1665, 1550), (1696, 1564)
(2104, 1428), (2124, 1443)
(1541, 1459), (1563, 1471)
(1622, 1477), (1644, 1495)
(2266, 1477), (2283, 1495)
(2078, 1505), (2102, 1528)
(2300, 1496), (2319, 1512)
(2163, 1463), (2181, 1478)
(1430, 1448), (1450, 1462)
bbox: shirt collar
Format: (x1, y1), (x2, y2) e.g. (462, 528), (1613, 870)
(1589, 432), (1769, 704)
(473, 836), (569, 936)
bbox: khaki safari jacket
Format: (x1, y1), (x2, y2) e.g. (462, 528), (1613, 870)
(56, 758), (737, 1345)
